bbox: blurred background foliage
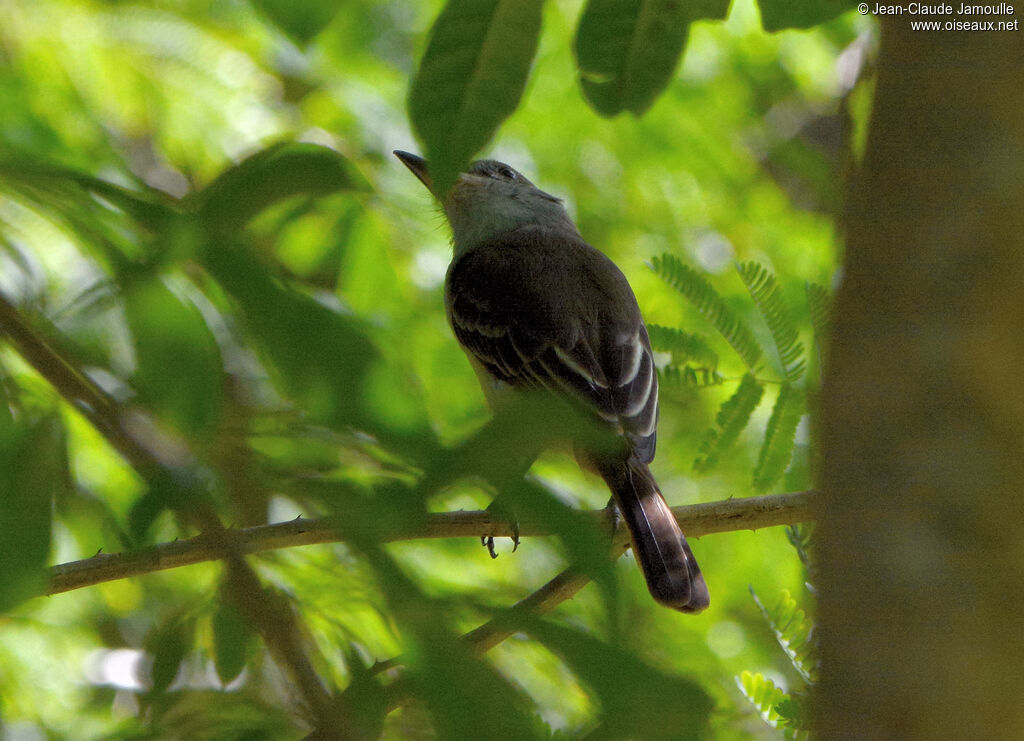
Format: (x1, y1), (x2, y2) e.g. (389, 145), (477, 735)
(0, 0), (868, 737)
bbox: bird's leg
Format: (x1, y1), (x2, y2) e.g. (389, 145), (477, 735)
(604, 496), (623, 537)
(480, 452), (535, 558)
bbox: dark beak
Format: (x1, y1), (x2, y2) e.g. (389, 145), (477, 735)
(393, 150), (433, 193)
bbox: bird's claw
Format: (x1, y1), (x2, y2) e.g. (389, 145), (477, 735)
(480, 512), (520, 558)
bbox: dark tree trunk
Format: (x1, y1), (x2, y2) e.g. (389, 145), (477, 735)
(816, 15), (1024, 738)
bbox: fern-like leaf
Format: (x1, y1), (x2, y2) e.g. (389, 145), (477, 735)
(786, 522), (815, 576)
(737, 262), (806, 383)
(694, 373), (764, 473)
(657, 364), (723, 389)
(753, 383), (805, 492)
(650, 254), (763, 371)
(750, 587), (818, 684)
(775, 692), (812, 735)
(806, 282), (832, 365)
(647, 324), (719, 370)
(736, 670), (787, 726)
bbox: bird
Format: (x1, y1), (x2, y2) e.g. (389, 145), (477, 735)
(394, 150), (709, 614)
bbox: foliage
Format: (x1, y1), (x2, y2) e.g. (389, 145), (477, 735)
(737, 262), (805, 384)
(739, 523), (818, 738)
(409, 0), (544, 195)
(694, 373), (763, 473)
(409, 0), (858, 179)
(0, 0), (866, 737)
(574, 0), (728, 117)
(652, 256), (827, 493)
(651, 254), (764, 372)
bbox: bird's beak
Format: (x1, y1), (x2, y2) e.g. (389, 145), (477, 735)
(393, 150), (434, 194)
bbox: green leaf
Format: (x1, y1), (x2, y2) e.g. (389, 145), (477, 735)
(687, 0), (734, 19)
(575, 0), (726, 116)
(0, 413), (60, 612)
(0, 159), (179, 234)
(193, 143), (369, 233)
(736, 670), (787, 726)
(123, 276), (224, 438)
(145, 612), (195, 694)
(806, 281), (832, 365)
(757, 0), (858, 32)
(647, 323), (719, 369)
(657, 364), (724, 389)
(786, 522), (815, 573)
(128, 468), (208, 544)
(775, 692), (811, 734)
(337, 647), (387, 741)
(650, 254), (763, 370)
(694, 373), (764, 472)
(202, 242), (378, 431)
(352, 542), (540, 741)
(408, 0), (543, 195)
(750, 587), (817, 683)
(523, 619), (714, 739)
(737, 261), (806, 383)
(211, 599), (256, 686)
(252, 0), (340, 45)
(753, 383), (805, 492)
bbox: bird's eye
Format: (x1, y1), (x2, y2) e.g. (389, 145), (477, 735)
(497, 166), (517, 181)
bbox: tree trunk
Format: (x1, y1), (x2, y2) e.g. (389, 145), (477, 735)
(816, 15), (1024, 739)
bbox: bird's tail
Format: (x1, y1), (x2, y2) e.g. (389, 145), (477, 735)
(597, 458), (709, 613)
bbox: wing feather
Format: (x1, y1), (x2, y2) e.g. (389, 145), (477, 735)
(446, 227), (659, 461)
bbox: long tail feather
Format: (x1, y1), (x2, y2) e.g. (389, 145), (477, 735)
(598, 459), (709, 613)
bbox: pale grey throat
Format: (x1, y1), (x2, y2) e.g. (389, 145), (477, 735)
(442, 169), (581, 257)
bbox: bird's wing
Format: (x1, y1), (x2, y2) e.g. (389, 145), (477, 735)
(445, 231), (659, 462)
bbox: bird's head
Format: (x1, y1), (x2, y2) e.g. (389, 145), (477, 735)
(394, 150), (579, 254)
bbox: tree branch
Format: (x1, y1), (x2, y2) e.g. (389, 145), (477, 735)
(47, 490), (815, 595)
(4, 290), (817, 736)
(0, 292), (353, 738)
(372, 487), (818, 712)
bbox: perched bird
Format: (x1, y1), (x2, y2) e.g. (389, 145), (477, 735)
(395, 151), (709, 613)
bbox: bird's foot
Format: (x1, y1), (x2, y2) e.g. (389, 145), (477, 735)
(481, 498), (520, 559)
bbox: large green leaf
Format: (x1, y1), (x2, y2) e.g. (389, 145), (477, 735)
(212, 597), (257, 686)
(408, 0), (544, 195)
(352, 541), (541, 740)
(0, 159), (179, 235)
(523, 618), (715, 738)
(0, 413), (60, 612)
(576, 0), (687, 116)
(123, 276), (224, 438)
(252, 0), (340, 45)
(574, 0), (728, 116)
(203, 242), (377, 432)
(193, 143), (369, 234)
(757, 0), (857, 32)
(145, 611), (196, 694)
